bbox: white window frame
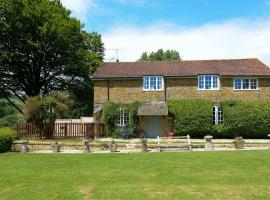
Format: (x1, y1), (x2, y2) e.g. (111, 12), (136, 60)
(198, 75), (220, 90)
(116, 108), (130, 127)
(143, 76), (164, 91)
(233, 78), (259, 90)
(213, 106), (223, 125)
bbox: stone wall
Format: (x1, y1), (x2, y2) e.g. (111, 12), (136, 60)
(94, 77), (270, 108)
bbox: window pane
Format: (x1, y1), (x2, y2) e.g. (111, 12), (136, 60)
(212, 107), (216, 124)
(212, 76), (218, 89)
(243, 79), (249, 89)
(150, 77), (156, 90)
(250, 79), (257, 89)
(218, 106), (223, 124)
(234, 79), (242, 89)
(205, 76), (211, 89)
(199, 76), (204, 89)
(157, 77), (162, 89)
(213, 106), (223, 125)
(143, 77), (149, 90)
(123, 111), (129, 125)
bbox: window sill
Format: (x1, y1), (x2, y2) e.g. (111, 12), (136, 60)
(198, 89), (220, 91)
(233, 89), (259, 91)
(142, 89), (164, 92)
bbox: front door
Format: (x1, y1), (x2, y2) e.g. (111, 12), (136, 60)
(146, 116), (161, 138)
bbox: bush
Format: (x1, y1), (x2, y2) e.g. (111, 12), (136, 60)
(101, 102), (140, 137)
(211, 124), (234, 139)
(221, 100), (270, 138)
(0, 113), (25, 129)
(0, 128), (15, 153)
(168, 99), (212, 138)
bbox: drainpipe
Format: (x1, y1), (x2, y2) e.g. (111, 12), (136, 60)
(107, 79), (110, 101)
(164, 78), (167, 102)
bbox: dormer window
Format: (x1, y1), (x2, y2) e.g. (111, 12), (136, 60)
(143, 76), (164, 91)
(198, 75), (219, 90)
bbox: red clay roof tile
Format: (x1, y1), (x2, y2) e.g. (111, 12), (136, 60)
(92, 58), (270, 79)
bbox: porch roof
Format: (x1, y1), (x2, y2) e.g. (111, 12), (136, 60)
(138, 101), (168, 116)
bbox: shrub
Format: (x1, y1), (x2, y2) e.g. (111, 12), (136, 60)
(0, 114), (25, 129)
(211, 124), (233, 139)
(221, 100), (270, 138)
(168, 99), (212, 138)
(102, 102), (121, 137)
(101, 102), (140, 137)
(0, 128), (15, 153)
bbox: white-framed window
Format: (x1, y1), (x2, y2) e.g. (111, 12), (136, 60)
(198, 75), (219, 90)
(117, 108), (129, 126)
(213, 106), (223, 125)
(143, 76), (164, 91)
(233, 78), (258, 90)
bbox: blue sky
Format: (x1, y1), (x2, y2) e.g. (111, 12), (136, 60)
(61, 0), (270, 64)
(84, 0), (270, 32)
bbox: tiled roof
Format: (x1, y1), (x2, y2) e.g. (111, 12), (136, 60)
(92, 58), (270, 79)
(137, 101), (168, 116)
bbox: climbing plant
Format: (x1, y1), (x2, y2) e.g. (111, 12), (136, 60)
(101, 102), (140, 137)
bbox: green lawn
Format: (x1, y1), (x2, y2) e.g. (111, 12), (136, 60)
(0, 151), (270, 200)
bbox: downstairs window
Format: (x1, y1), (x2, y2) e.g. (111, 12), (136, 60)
(213, 106), (223, 125)
(117, 108), (130, 126)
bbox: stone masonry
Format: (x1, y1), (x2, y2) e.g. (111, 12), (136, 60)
(94, 77), (270, 108)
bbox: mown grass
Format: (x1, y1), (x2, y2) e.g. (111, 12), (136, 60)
(0, 151), (270, 200)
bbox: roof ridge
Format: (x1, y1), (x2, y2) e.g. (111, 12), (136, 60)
(103, 58), (259, 64)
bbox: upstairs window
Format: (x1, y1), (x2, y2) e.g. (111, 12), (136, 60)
(213, 106), (223, 125)
(143, 76), (164, 91)
(117, 108), (129, 126)
(198, 75), (219, 90)
(233, 78), (258, 90)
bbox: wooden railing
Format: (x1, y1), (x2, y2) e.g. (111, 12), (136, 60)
(16, 123), (104, 140)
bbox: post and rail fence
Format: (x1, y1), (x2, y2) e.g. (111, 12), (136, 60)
(16, 122), (104, 140)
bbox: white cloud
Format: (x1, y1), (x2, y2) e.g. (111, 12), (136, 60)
(103, 19), (270, 66)
(61, 0), (95, 21)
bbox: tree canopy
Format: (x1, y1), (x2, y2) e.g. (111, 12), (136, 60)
(138, 49), (181, 61)
(0, 0), (104, 115)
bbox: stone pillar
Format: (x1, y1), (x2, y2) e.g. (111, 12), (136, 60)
(51, 142), (61, 153)
(141, 138), (148, 152)
(109, 140), (117, 152)
(21, 141), (29, 153)
(83, 140), (91, 153)
(204, 135), (213, 150)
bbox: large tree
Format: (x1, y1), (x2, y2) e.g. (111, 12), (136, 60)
(138, 49), (181, 61)
(0, 0), (104, 114)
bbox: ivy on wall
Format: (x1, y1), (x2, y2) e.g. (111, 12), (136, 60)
(101, 101), (140, 137)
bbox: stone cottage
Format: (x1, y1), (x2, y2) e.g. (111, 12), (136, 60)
(92, 58), (270, 137)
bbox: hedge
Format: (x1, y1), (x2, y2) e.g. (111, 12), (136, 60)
(168, 99), (213, 138)
(220, 100), (270, 138)
(0, 128), (15, 153)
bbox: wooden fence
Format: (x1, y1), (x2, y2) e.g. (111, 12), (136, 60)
(16, 123), (104, 140)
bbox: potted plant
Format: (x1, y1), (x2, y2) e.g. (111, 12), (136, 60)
(109, 140), (117, 152)
(234, 137), (245, 149)
(166, 131), (174, 138)
(51, 141), (61, 153)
